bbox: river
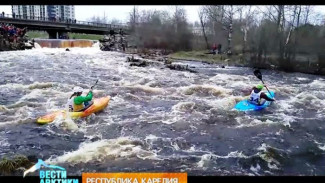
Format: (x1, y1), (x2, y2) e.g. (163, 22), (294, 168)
(0, 46), (325, 176)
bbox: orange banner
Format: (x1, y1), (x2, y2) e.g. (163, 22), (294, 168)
(82, 173), (187, 183)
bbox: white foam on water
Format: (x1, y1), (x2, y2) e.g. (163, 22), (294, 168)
(296, 77), (309, 81)
(148, 102), (207, 125)
(33, 42), (42, 49)
(234, 116), (279, 128)
(44, 98), (60, 112)
(197, 151), (249, 169)
(144, 134), (210, 155)
(256, 143), (281, 170)
(275, 86), (298, 96)
(124, 84), (164, 95)
(51, 112), (79, 131)
(160, 115), (183, 125)
(309, 79), (325, 89)
(92, 41), (100, 48)
(227, 81), (251, 89)
(318, 145), (325, 151)
(250, 163), (261, 175)
(0, 105), (9, 112)
(0, 82), (55, 91)
(197, 154), (213, 169)
(47, 137), (159, 165)
(276, 98), (295, 114)
(181, 84), (232, 97)
(0, 131), (10, 148)
(314, 140), (325, 151)
(275, 113), (295, 128)
(171, 101), (196, 113)
(291, 91), (325, 110)
(206, 96), (245, 110)
(144, 134), (159, 142)
(0, 138), (10, 147)
(0, 106), (35, 127)
(209, 74), (251, 83)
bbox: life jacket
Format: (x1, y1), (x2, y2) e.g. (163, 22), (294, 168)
(67, 96), (85, 112)
(249, 90), (262, 105)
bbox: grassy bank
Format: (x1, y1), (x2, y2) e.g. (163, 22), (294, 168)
(0, 155), (33, 175)
(68, 33), (103, 40)
(26, 31), (103, 40)
(168, 50), (247, 66)
(26, 31), (48, 39)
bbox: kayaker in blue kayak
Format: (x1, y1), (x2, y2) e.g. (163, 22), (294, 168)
(67, 86), (93, 112)
(249, 84), (275, 105)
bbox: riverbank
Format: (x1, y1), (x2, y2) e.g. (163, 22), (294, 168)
(168, 50), (247, 67)
(125, 49), (248, 68)
(168, 50), (325, 76)
(0, 35), (33, 51)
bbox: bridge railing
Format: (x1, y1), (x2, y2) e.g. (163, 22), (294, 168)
(0, 14), (128, 30)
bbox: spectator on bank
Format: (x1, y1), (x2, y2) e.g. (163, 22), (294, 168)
(109, 30), (114, 36)
(13, 12), (15, 19)
(212, 43), (217, 55)
(0, 26), (4, 36)
(2, 12), (4, 17)
(217, 44), (222, 54)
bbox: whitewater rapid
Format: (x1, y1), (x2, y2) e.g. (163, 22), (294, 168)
(0, 47), (325, 175)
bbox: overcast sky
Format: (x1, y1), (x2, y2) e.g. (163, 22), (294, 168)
(0, 5), (201, 23)
(0, 5), (325, 24)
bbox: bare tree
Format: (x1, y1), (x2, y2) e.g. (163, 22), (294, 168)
(102, 11), (108, 24)
(240, 6), (256, 54)
(293, 5), (302, 60)
(302, 6), (312, 25)
(88, 15), (107, 24)
(110, 18), (121, 25)
(129, 6), (139, 32)
(285, 6), (298, 46)
(204, 5), (243, 55)
(284, 6), (298, 60)
(198, 7), (209, 50)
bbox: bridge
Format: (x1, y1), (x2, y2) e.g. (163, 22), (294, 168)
(0, 14), (129, 39)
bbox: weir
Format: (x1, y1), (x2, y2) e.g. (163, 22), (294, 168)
(34, 39), (95, 48)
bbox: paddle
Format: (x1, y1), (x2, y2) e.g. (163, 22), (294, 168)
(253, 69), (274, 98)
(89, 79), (114, 101)
(90, 79), (98, 90)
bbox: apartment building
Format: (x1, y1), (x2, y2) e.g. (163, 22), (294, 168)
(12, 5), (75, 21)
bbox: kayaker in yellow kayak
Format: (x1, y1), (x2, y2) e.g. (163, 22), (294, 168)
(67, 86), (93, 112)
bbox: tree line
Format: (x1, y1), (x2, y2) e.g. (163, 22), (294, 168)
(128, 6), (193, 51)
(91, 6), (325, 74)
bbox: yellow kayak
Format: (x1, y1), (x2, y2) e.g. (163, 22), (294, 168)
(37, 96), (110, 124)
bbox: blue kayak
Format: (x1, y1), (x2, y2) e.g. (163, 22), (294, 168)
(234, 91), (275, 111)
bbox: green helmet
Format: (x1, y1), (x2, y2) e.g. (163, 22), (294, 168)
(256, 84), (264, 90)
